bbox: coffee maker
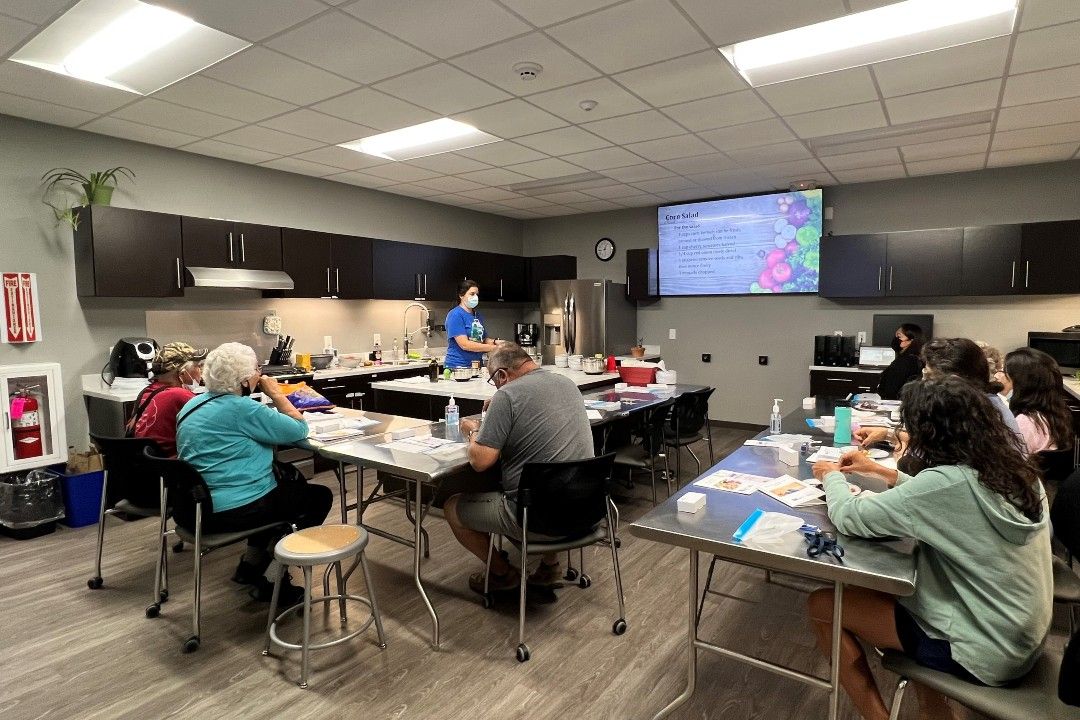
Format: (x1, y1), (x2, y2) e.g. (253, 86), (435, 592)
(514, 323), (540, 364)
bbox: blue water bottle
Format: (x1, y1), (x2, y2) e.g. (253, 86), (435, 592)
(833, 400), (852, 445)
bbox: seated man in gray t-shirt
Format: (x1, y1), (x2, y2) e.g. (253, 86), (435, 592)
(445, 343), (595, 594)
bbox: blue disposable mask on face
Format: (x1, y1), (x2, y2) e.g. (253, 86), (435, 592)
(466, 295), (479, 309)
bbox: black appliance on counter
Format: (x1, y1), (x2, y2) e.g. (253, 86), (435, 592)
(259, 364), (314, 383)
(1028, 332), (1080, 374)
(514, 322), (538, 347)
(104, 337), (159, 385)
(814, 335), (859, 367)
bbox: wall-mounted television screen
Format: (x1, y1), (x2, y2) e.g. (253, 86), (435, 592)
(658, 189), (823, 296)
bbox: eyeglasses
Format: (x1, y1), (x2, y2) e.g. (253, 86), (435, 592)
(486, 369), (502, 386)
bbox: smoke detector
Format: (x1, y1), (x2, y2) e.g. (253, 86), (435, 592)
(788, 179), (817, 191)
(513, 62), (543, 81)
(578, 99), (598, 112)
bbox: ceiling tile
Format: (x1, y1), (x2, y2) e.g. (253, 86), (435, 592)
(515, 126), (610, 155)
(204, 47), (357, 105)
(259, 109), (375, 144)
(214, 125), (325, 155)
(753, 158), (828, 181)
(411, 175), (486, 193)
(698, 118), (795, 151)
(759, 67), (879, 115)
(525, 78), (650, 123)
(1011, 21), (1080, 75)
(361, 163), (443, 182)
(111, 99), (244, 136)
(832, 165), (907, 183)
(331, 171), (400, 188)
(993, 122), (1080, 150)
(505, 157), (587, 179)
(675, 0), (848, 46)
(0, 13), (33, 56)
(152, 77), (296, 123)
(547, 0), (709, 74)
(0, 62), (133, 114)
(533, 190), (600, 205)
(404, 153), (492, 174)
(559, 146), (644, 171)
(431, 193), (486, 207)
(452, 32), (600, 94)
(456, 141), (548, 165)
(629, 176), (698, 193)
(155, 0), (326, 41)
(180, 139), (281, 164)
(258, 156), (341, 177)
(725, 141), (812, 165)
(581, 183), (651, 200)
(567, 199), (625, 212)
(81, 116), (200, 147)
(657, 188), (711, 203)
(292, 145), (390, 171)
(987, 143), (1079, 167)
(657, 153), (738, 175)
(0, 92), (96, 127)
(901, 135), (990, 161)
(499, 0), (630, 27)
(581, 110), (685, 144)
(313, 88), (438, 131)
(382, 183), (444, 198)
(613, 193), (665, 207)
(265, 11), (435, 84)
(498, 195), (563, 209)
(1003, 65), (1080, 107)
(453, 99), (567, 139)
(819, 148), (902, 172)
(872, 37), (1010, 98)
(623, 134), (715, 161)
(456, 187), (521, 201)
(786, 101), (887, 138)
(885, 80), (1001, 125)
(375, 64), (511, 115)
(458, 167), (536, 186)
(905, 154), (986, 176)
(0, 0), (72, 24)
(600, 163), (675, 182)
(343, 0), (531, 58)
(1020, 0), (1080, 30)
(685, 168), (767, 191)
(662, 91), (774, 132)
(996, 96), (1080, 131)
(612, 50), (746, 107)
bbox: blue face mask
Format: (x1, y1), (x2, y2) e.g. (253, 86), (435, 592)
(466, 295), (479, 309)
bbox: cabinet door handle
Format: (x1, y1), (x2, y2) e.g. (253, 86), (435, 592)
(1011, 260), (1016, 288)
(826, 377), (854, 382)
(424, 273), (428, 296)
(335, 267), (340, 294)
(228, 232), (234, 262)
(239, 233), (245, 262)
(326, 267), (331, 293)
(626, 274), (630, 296)
(1025, 260), (1030, 288)
(877, 266), (882, 291)
(3, 411), (9, 430)
(888, 266), (894, 291)
(176, 258), (183, 289)
(499, 278), (503, 297)
(319, 384), (346, 391)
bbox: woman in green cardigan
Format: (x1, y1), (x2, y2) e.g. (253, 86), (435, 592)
(810, 376), (1052, 720)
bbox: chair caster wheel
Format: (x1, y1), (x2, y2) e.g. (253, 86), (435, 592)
(612, 618), (627, 635)
(145, 604), (160, 618)
(87, 577), (103, 590)
(481, 593), (494, 609)
(182, 636), (200, 653)
(614, 538), (622, 549)
(172, 541), (184, 553)
(579, 575), (592, 589)
(516, 643), (531, 662)
(564, 567), (578, 582)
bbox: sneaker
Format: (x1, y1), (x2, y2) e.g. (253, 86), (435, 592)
(527, 560), (562, 587)
(468, 567), (520, 595)
(232, 559), (265, 586)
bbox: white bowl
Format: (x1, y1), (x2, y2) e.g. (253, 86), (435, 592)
(555, 355), (569, 368)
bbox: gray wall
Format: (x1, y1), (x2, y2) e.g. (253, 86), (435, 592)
(0, 115), (523, 447)
(522, 160), (1080, 425)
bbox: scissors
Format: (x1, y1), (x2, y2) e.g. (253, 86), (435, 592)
(804, 531), (845, 563)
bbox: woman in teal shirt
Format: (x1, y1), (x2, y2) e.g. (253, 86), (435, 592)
(176, 342), (332, 604)
(443, 278), (500, 368)
(810, 376), (1051, 720)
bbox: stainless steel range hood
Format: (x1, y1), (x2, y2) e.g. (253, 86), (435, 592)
(185, 266), (294, 290)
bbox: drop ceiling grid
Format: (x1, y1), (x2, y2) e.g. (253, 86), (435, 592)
(0, 0), (1076, 217)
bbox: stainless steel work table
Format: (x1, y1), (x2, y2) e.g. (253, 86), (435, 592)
(631, 408), (917, 719)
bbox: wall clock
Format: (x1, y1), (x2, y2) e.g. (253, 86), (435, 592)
(595, 237), (615, 262)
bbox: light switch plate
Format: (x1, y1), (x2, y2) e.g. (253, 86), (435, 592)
(668, 328), (677, 340)
(857, 331), (867, 345)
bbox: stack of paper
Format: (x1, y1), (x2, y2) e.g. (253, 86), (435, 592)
(805, 446), (858, 462)
(585, 400), (621, 411)
(376, 436), (466, 455)
(694, 470), (776, 494)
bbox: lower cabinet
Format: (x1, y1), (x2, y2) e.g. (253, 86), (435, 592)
(809, 370), (881, 398)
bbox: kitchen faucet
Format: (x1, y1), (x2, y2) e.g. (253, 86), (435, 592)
(402, 302), (430, 357)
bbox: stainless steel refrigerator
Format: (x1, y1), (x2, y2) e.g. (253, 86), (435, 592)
(540, 279), (637, 364)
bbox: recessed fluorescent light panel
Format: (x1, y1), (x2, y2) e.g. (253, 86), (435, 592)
(339, 119), (501, 161)
(10, 0), (250, 95)
(720, 0), (1017, 86)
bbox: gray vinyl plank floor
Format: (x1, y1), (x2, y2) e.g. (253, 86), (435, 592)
(0, 429), (1067, 719)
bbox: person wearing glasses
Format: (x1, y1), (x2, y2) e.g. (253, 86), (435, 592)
(444, 343), (594, 596)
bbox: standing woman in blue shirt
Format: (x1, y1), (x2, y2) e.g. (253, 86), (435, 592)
(443, 278), (501, 368)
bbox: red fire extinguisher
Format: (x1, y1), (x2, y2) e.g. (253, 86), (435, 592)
(10, 391), (43, 460)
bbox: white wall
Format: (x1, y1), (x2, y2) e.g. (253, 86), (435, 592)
(0, 115), (523, 446)
(522, 160), (1080, 425)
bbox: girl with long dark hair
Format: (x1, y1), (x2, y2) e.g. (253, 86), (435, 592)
(874, 323), (925, 400)
(809, 376), (1052, 720)
(1005, 347), (1075, 454)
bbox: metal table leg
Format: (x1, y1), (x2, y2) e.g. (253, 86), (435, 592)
(828, 581), (844, 720)
(414, 474), (439, 648)
(652, 548), (698, 720)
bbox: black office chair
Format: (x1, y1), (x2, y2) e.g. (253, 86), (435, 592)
(142, 448), (293, 653)
(479, 453), (626, 662)
(87, 435), (174, 613)
(664, 387), (715, 482)
(1038, 448), (1076, 487)
(614, 397), (675, 505)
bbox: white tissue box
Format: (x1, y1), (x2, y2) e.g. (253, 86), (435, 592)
(778, 444), (800, 466)
(802, 397), (816, 409)
(677, 491), (706, 513)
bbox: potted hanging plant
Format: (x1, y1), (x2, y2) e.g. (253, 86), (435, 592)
(631, 337), (647, 358)
(41, 166), (135, 229)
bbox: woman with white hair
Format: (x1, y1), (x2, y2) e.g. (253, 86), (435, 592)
(176, 342), (332, 605)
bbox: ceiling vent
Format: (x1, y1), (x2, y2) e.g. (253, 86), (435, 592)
(807, 111), (994, 156)
(506, 172), (618, 197)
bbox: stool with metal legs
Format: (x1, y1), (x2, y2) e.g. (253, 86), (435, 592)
(264, 524), (387, 688)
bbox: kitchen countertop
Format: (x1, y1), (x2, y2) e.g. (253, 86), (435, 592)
(312, 362), (433, 380)
(1064, 377), (1080, 402)
(371, 366), (620, 401)
(809, 365), (884, 374)
(81, 374), (148, 402)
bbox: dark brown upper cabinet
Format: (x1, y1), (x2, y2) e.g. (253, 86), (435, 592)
(73, 206), (184, 298)
(1020, 220), (1080, 295)
(278, 229), (372, 299)
(181, 217), (282, 271)
(961, 225), (1022, 296)
(525, 255), (577, 302)
(626, 248), (658, 301)
(884, 228), (963, 297)
(818, 234), (887, 298)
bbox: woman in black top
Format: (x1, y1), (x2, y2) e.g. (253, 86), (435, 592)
(875, 323), (925, 400)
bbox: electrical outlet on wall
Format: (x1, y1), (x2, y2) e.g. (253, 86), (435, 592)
(668, 328), (677, 340)
(857, 331), (867, 345)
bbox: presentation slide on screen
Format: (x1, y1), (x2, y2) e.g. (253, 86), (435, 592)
(658, 190), (822, 296)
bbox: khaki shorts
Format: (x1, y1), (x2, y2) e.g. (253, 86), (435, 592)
(453, 491), (560, 542)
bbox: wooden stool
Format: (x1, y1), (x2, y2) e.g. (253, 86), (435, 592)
(262, 524), (386, 688)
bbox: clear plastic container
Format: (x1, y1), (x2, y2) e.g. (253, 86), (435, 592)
(0, 468), (65, 528)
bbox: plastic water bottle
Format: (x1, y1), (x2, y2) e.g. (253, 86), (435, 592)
(770, 398), (783, 434)
(445, 396), (459, 431)
(833, 400), (852, 445)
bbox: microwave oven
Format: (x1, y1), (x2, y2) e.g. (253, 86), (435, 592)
(1028, 332), (1080, 373)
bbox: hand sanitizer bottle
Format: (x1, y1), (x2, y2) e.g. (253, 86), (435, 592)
(445, 395), (459, 431)
(770, 398), (783, 433)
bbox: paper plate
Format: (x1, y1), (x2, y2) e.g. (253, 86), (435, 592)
(867, 448), (890, 460)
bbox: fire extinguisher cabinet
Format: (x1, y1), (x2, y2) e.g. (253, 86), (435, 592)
(1, 363), (67, 474)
